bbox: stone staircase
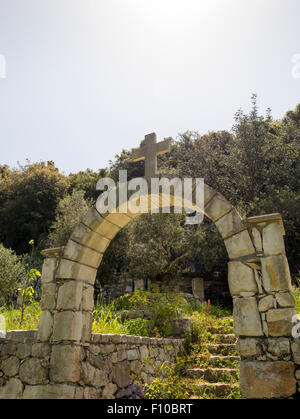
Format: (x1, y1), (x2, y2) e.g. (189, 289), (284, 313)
(185, 325), (240, 398)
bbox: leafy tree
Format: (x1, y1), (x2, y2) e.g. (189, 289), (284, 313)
(0, 161), (69, 254)
(69, 168), (108, 202)
(48, 189), (92, 247)
(0, 243), (26, 305)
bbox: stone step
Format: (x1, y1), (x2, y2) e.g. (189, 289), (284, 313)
(191, 382), (234, 398)
(205, 343), (237, 355)
(209, 355), (240, 366)
(210, 334), (236, 344)
(186, 367), (238, 382)
(207, 326), (233, 334)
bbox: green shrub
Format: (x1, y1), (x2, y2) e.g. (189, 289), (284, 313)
(123, 318), (149, 336)
(0, 243), (26, 306)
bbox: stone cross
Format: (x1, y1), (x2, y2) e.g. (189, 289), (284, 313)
(131, 133), (171, 180)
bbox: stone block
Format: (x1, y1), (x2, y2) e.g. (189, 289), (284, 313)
(240, 360), (296, 398)
(63, 240), (103, 269)
(53, 311), (83, 342)
(112, 361), (132, 388)
(70, 223), (110, 253)
(19, 358), (48, 385)
(82, 285), (95, 311)
(50, 344), (82, 382)
(0, 356), (20, 377)
(291, 341), (300, 364)
(251, 227), (262, 252)
(56, 259), (97, 285)
(31, 343), (51, 358)
(236, 338), (262, 358)
(41, 258), (58, 283)
(56, 280), (83, 310)
(81, 362), (108, 387)
(275, 292), (296, 308)
(262, 221), (285, 256)
(215, 208), (242, 239)
(127, 349), (139, 361)
(37, 310), (53, 342)
(204, 193), (233, 222)
(17, 343), (32, 359)
(40, 283), (56, 310)
(258, 295), (275, 312)
(261, 255), (292, 293)
(102, 382), (118, 399)
(0, 378), (23, 399)
(233, 297), (263, 337)
(266, 308), (296, 337)
(224, 230), (255, 259)
(82, 207), (121, 240)
(228, 262), (257, 296)
(267, 338), (290, 358)
(23, 384), (75, 399)
(140, 345), (149, 361)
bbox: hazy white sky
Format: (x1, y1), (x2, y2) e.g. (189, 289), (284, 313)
(0, 0), (300, 174)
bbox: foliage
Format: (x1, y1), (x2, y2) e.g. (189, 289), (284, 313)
(0, 243), (26, 305)
(0, 301), (41, 330)
(0, 161), (69, 254)
(123, 318), (149, 336)
(17, 268), (40, 326)
(48, 189), (92, 247)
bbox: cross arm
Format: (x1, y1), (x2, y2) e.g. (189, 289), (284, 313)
(131, 147), (146, 162)
(155, 138), (171, 156)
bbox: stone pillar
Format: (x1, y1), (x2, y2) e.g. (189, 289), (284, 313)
(192, 278), (204, 301)
(228, 214), (297, 398)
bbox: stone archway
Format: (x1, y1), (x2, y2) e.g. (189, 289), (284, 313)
(37, 183), (298, 399)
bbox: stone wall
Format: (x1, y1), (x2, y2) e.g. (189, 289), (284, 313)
(0, 330), (183, 399)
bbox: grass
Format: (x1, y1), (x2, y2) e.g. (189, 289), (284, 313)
(0, 301), (41, 330)
(294, 289), (300, 314)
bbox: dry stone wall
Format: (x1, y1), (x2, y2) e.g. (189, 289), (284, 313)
(0, 330), (183, 399)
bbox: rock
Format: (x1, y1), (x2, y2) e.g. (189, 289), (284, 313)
(17, 343), (32, 359)
(50, 344), (82, 383)
(102, 383), (117, 399)
(40, 283), (56, 310)
(52, 311), (83, 342)
(139, 345), (149, 361)
(240, 360), (296, 398)
(19, 358), (48, 385)
(81, 362), (108, 387)
(228, 262), (257, 296)
(262, 222), (285, 256)
(56, 281), (83, 310)
(236, 338), (262, 358)
(233, 297), (263, 337)
(261, 255), (292, 293)
(37, 310), (53, 342)
(0, 356), (20, 377)
(258, 295), (275, 312)
(275, 292), (296, 308)
(127, 349), (139, 361)
(112, 361), (132, 388)
(266, 308), (296, 337)
(267, 338), (290, 358)
(291, 341), (300, 364)
(0, 378), (23, 399)
(23, 384), (75, 399)
(31, 343), (51, 358)
(224, 230), (255, 259)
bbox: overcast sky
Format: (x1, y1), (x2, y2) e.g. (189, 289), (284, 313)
(0, 0), (300, 174)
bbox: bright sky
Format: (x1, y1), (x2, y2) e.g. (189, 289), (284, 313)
(0, 0), (300, 174)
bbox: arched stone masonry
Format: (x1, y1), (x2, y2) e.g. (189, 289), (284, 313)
(35, 183), (298, 399)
